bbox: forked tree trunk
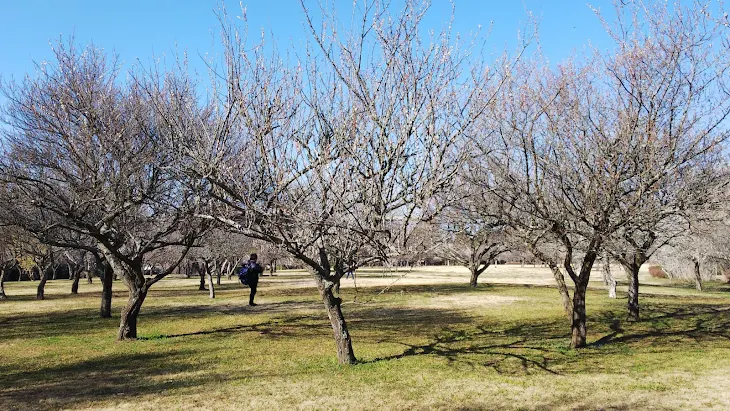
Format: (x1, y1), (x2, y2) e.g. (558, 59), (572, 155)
(571, 281), (588, 348)
(100, 263), (113, 318)
(469, 268), (480, 287)
(118, 284), (148, 340)
(315, 275), (356, 364)
(693, 258), (703, 292)
(625, 264), (640, 322)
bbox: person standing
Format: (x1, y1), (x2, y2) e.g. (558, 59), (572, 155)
(245, 253), (263, 306)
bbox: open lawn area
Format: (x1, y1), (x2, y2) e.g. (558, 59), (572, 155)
(1, 265), (730, 410)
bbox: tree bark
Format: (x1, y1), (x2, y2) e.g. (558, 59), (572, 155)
(118, 284), (147, 340)
(206, 262), (216, 299)
(571, 280), (588, 348)
(100, 265), (113, 318)
(71, 267), (82, 294)
(625, 264), (640, 321)
(469, 268), (480, 287)
(0, 267), (7, 299)
(93, 254), (114, 318)
(197, 263), (206, 291)
(315, 275), (356, 365)
(550, 266), (573, 317)
(469, 262), (490, 287)
(36, 269), (47, 300)
(602, 255), (616, 299)
(693, 258), (703, 292)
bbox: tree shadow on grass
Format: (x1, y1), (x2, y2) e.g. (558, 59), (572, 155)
(590, 303), (730, 347)
(0, 349), (229, 411)
(359, 299), (730, 376)
(0, 307), (119, 343)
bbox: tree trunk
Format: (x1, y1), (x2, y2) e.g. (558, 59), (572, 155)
(36, 270), (47, 300)
(602, 255), (616, 299)
(0, 267), (7, 299)
(198, 265), (206, 291)
(71, 268), (82, 294)
(571, 281), (588, 348)
(626, 264), (640, 321)
(315, 275), (356, 365)
(693, 258), (703, 292)
(549, 266), (573, 317)
(100, 263), (113, 318)
(216, 261), (222, 286)
(469, 268), (480, 287)
(118, 285), (147, 340)
(206, 264), (216, 299)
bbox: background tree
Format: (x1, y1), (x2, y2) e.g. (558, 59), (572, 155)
(0, 41), (209, 339)
(593, 0), (730, 321)
(437, 185), (509, 287)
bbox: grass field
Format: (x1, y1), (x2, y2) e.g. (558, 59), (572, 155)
(1, 265), (730, 410)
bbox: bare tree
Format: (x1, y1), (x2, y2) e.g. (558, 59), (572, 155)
(655, 209), (730, 291)
(156, 0), (525, 364)
(436, 186), (509, 287)
(483, 0), (729, 346)
(65, 249), (88, 294)
(593, 0), (730, 321)
(0, 41), (209, 339)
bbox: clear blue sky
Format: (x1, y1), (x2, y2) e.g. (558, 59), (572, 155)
(0, 1), (616, 89)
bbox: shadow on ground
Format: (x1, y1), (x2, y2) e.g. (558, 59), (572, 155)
(0, 349), (229, 410)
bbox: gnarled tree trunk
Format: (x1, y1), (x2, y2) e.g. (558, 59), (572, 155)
(118, 283), (148, 340)
(571, 280), (588, 348)
(315, 274), (356, 364)
(469, 269), (480, 287)
(625, 264), (640, 321)
(71, 265), (82, 294)
(468, 262), (489, 288)
(36, 268), (48, 300)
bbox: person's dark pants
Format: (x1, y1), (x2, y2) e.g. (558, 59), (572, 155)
(249, 282), (257, 305)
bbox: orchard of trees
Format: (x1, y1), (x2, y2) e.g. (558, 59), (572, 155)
(1, 0), (729, 364)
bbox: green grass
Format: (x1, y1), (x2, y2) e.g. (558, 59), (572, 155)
(1, 270), (730, 410)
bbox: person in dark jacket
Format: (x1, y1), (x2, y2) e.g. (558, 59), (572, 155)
(245, 253), (264, 306)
